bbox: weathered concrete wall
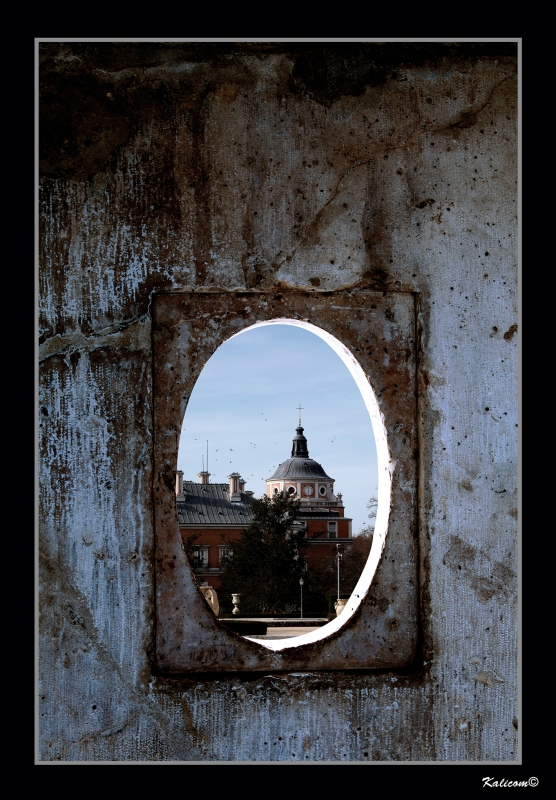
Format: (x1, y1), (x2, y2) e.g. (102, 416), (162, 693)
(39, 43), (518, 761)
(152, 290), (419, 673)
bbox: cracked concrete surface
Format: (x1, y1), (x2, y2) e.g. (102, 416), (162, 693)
(39, 42), (518, 761)
(39, 314), (152, 362)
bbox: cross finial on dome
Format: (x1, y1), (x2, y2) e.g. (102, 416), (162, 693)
(297, 404), (304, 425)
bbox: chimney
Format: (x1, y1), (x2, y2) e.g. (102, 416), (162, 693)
(239, 477), (246, 492)
(198, 471), (210, 485)
(228, 472), (242, 501)
(176, 470), (184, 499)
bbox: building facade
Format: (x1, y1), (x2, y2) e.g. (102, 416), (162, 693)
(177, 425), (352, 591)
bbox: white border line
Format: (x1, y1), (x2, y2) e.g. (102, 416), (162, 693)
(228, 319), (391, 651)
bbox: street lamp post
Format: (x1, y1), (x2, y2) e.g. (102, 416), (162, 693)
(336, 544), (343, 601)
(299, 577), (304, 619)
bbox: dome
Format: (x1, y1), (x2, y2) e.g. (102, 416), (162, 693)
(268, 457), (333, 481)
(267, 425), (334, 481)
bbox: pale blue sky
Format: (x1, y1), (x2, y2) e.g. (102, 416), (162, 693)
(177, 323), (378, 534)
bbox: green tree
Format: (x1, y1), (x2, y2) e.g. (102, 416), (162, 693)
(337, 529), (373, 592)
(359, 495), (377, 536)
(304, 532), (373, 607)
(301, 496), (377, 609)
(182, 531), (205, 572)
(219, 492), (307, 615)
(337, 495), (376, 591)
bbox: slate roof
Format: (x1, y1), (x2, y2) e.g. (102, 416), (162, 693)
(268, 457), (334, 481)
(296, 508), (340, 518)
(177, 483), (349, 526)
(177, 482), (255, 525)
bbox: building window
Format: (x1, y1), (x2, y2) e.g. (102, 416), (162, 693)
(319, 485), (327, 496)
(287, 486), (296, 496)
(218, 547), (232, 566)
(328, 521), (337, 538)
(194, 548), (209, 569)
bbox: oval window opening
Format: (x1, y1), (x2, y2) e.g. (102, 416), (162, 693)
(176, 319), (391, 651)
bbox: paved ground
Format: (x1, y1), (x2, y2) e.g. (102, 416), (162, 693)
(247, 626), (323, 640)
(220, 618), (327, 626)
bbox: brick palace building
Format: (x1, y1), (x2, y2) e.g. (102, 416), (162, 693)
(176, 423), (353, 591)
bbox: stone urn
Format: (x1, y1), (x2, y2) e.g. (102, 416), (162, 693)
(334, 598), (347, 616)
(232, 593), (241, 615)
